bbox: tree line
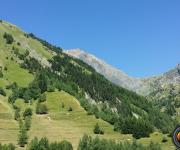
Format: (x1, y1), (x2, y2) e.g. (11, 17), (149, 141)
(0, 135), (161, 150)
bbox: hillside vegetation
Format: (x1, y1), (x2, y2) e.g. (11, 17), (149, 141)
(0, 20), (176, 150)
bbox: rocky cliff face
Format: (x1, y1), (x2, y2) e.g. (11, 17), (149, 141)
(65, 49), (180, 97)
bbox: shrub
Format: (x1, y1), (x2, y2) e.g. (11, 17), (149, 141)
(18, 125), (28, 147)
(60, 140), (73, 150)
(162, 137), (168, 143)
(78, 134), (162, 150)
(38, 93), (46, 102)
(23, 108), (33, 118)
(0, 88), (6, 96)
(18, 120), (28, 147)
(47, 85), (55, 92)
(6, 82), (18, 90)
(4, 66), (7, 71)
(24, 50), (29, 57)
(28, 137), (73, 150)
(61, 102), (65, 108)
(3, 32), (14, 44)
(68, 107), (73, 112)
(24, 116), (31, 130)
(0, 143), (15, 150)
(14, 109), (20, 121)
(0, 70), (3, 78)
(93, 123), (104, 134)
(8, 95), (16, 104)
(36, 103), (48, 114)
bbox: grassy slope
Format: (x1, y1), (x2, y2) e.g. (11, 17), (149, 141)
(29, 91), (132, 149)
(0, 21), (34, 147)
(0, 21), (175, 150)
(0, 95), (18, 145)
(0, 22), (34, 87)
(14, 91), (174, 150)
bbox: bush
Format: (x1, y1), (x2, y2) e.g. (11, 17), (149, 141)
(28, 137), (73, 150)
(93, 123), (104, 134)
(38, 93), (46, 102)
(17, 42), (21, 46)
(60, 140), (73, 150)
(18, 123), (28, 147)
(47, 85), (55, 92)
(68, 107), (73, 112)
(14, 109), (20, 121)
(162, 137), (168, 143)
(0, 143), (15, 150)
(6, 82), (17, 90)
(36, 103), (48, 114)
(3, 32), (14, 44)
(61, 102), (65, 108)
(0, 70), (3, 78)
(0, 88), (6, 96)
(78, 134), (162, 150)
(23, 108), (33, 118)
(4, 66), (7, 71)
(24, 116), (31, 130)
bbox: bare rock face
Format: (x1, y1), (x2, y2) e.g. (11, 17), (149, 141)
(65, 49), (180, 96)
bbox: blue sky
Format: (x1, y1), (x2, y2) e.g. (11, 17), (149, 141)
(1, 0), (180, 77)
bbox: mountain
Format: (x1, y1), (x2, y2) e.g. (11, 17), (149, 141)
(65, 49), (180, 96)
(0, 20), (176, 150)
(65, 49), (142, 92)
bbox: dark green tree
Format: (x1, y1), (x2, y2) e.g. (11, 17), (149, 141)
(23, 108), (33, 118)
(18, 125), (28, 147)
(39, 93), (46, 102)
(36, 103), (48, 114)
(3, 32), (14, 44)
(14, 109), (20, 121)
(0, 88), (6, 96)
(24, 116), (31, 130)
(93, 123), (104, 134)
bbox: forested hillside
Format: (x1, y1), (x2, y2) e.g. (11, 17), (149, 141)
(0, 20), (176, 150)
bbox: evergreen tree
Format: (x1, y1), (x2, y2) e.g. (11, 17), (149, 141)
(3, 32), (14, 44)
(0, 70), (3, 78)
(0, 88), (6, 96)
(14, 109), (20, 121)
(18, 125), (28, 147)
(36, 103), (48, 114)
(93, 123), (104, 134)
(24, 116), (31, 130)
(23, 108), (33, 118)
(60, 140), (73, 150)
(39, 93), (46, 102)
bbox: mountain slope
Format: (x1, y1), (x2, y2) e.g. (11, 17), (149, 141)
(65, 49), (180, 96)
(0, 20), (176, 150)
(65, 49), (143, 92)
(0, 21), (130, 149)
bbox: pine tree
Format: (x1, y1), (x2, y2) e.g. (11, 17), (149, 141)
(18, 124), (28, 147)
(14, 109), (20, 121)
(93, 123), (104, 134)
(24, 116), (31, 130)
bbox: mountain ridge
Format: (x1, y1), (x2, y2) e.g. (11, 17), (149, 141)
(65, 49), (180, 96)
